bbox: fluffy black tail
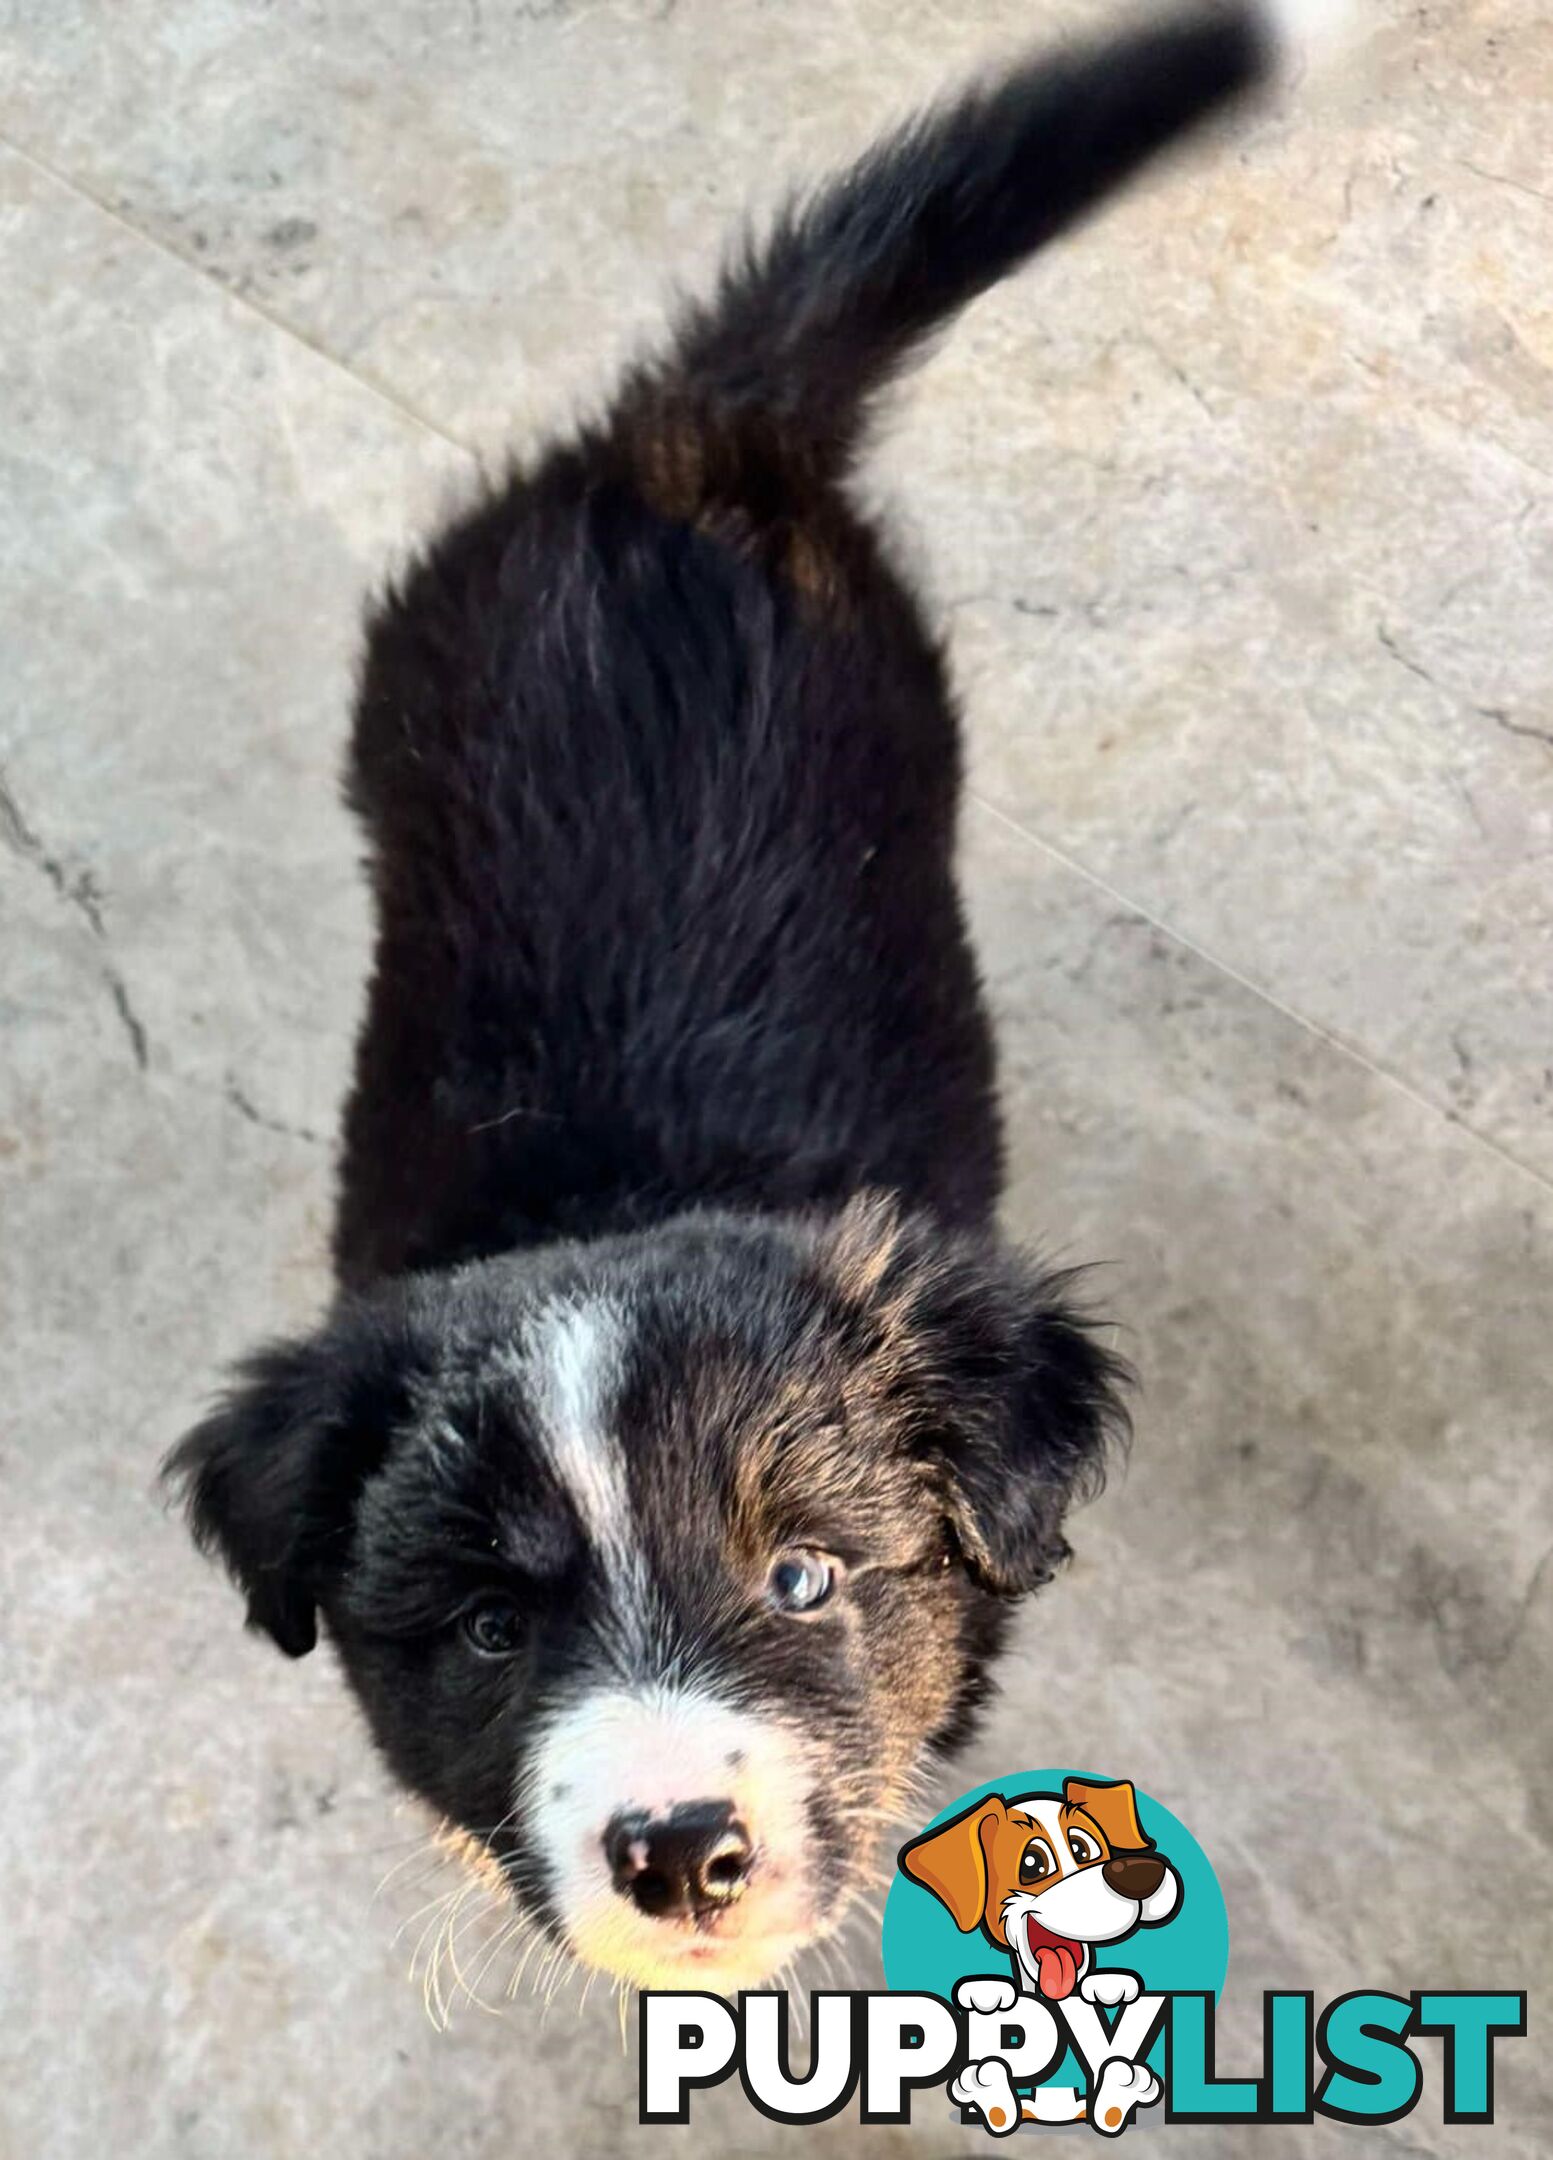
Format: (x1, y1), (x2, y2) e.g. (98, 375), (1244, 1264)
(625, 4), (1274, 485)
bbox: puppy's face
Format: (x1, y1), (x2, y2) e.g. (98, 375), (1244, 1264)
(900, 1779), (1179, 2000)
(169, 1199), (1124, 1990)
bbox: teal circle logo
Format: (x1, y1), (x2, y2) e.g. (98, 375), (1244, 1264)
(882, 1770), (1227, 2089)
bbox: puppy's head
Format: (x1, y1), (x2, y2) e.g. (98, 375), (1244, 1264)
(166, 1197), (1125, 1990)
(900, 1777), (1179, 1996)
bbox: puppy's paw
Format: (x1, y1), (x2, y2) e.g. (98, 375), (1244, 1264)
(1088, 2057), (1161, 2136)
(951, 2058), (1023, 2136)
(955, 1975), (1020, 2017)
(1079, 1968), (1140, 2008)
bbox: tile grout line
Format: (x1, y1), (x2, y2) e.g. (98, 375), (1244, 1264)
(6, 136), (1544, 1204)
(969, 790), (1553, 1202)
(0, 130), (481, 467)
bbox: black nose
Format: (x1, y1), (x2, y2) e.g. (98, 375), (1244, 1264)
(1103, 1852), (1166, 1900)
(605, 1802), (753, 1919)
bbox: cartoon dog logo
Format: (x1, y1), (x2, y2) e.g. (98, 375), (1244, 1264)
(899, 1777), (1180, 2135)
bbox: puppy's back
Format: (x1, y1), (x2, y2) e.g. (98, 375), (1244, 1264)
(336, 6), (1280, 1287)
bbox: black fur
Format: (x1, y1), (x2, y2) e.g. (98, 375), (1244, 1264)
(663, 3), (1267, 471)
(167, 5), (1269, 1983)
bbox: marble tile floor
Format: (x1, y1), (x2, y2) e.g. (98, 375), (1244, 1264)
(1, 3), (1547, 2154)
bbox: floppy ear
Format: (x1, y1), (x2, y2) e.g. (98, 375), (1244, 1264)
(1064, 1777), (1153, 1853)
(937, 1279), (1130, 1595)
(162, 1298), (426, 1657)
(898, 1795), (1005, 1931)
(822, 1198), (1130, 1596)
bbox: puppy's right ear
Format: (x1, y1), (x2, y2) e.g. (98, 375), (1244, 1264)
(162, 1299), (425, 1658)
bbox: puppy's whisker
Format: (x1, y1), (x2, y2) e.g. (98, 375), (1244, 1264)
(505, 1926), (549, 2001)
(528, 1939), (562, 2002)
(378, 1839), (471, 1899)
(541, 1947), (582, 2020)
(459, 1909), (528, 2016)
(435, 1878), (503, 2020)
(383, 1859), (470, 1915)
(442, 1894), (502, 2007)
(372, 1844), (446, 1904)
(471, 1907), (532, 1996)
(392, 1885), (468, 1951)
(404, 1890), (459, 1976)
(533, 1940), (577, 2025)
(411, 1899), (459, 2024)
(424, 1886), (471, 2030)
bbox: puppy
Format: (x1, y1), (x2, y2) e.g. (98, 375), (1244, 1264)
(900, 1777), (1181, 2006)
(902, 1778), (1179, 2135)
(168, 6), (1283, 1994)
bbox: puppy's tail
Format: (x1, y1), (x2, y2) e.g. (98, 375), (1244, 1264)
(619, 2), (1315, 492)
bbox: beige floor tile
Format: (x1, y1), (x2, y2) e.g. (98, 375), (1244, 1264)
(2, 14), (1549, 2153)
(3, 0), (1548, 1166)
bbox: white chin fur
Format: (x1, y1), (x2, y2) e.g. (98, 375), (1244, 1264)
(527, 1681), (819, 1988)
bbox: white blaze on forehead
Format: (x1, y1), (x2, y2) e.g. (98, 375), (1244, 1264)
(1013, 1794), (1070, 1858)
(512, 1305), (820, 1984)
(519, 1294), (635, 1570)
(529, 1682), (817, 1989)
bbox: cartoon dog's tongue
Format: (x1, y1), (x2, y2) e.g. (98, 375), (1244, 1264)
(1027, 1915), (1082, 1999)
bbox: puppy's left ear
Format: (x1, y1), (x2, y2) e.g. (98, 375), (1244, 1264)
(162, 1295), (426, 1657)
(823, 1198), (1130, 1596)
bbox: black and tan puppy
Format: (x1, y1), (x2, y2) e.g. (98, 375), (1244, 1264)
(170, 5), (1288, 1991)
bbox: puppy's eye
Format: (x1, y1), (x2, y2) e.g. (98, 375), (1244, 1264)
(1018, 1838), (1054, 1884)
(765, 1550), (836, 1615)
(462, 1599), (523, 1656)
(1067, 1829), (1101, 1865)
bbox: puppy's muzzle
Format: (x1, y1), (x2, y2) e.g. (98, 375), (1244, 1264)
(1101, 1852), (1166, 1900)
(605, 1800), (754, 1921)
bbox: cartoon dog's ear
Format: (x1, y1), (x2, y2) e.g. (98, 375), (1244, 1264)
(821, 1198), (1130, 1596)
(162, 1296), (427, 1657)
(1064, 1777), (1153, 1853)
(898, 1795), (1006, 1931)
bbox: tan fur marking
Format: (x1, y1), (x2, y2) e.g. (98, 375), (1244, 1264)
(824, 1191), (907, 1304)
(624, 394), (851, 617)
(783, 522), (844, 609)
(437, 1821), (513, 1901)
(634, 408), (708, 521)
